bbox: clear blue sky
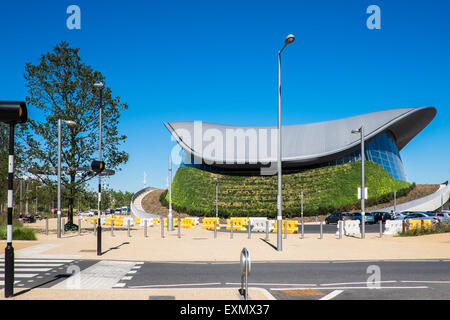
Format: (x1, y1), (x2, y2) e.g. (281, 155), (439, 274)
(0, 0), (449, 193)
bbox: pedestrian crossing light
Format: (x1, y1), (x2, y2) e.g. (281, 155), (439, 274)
(91, 160), (105, 173)
(0, 101), (27, 124)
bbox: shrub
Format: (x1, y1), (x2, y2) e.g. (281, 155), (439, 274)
(0, 225), (37, 241)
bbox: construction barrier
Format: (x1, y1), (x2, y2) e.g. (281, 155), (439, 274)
(161, 217), (178, 228)
(202, 217), (220, 230)
(273, 220), (298, 233)
(226, 217), (249, 231)
(384, 220), (403, 235)
(407, 219), (433, 230)
(180, 218), (196, 229)
(139, 218), (154, 227)
(335, 220), (360, 236)
(153, 218), (161, 225)
(249, 217), (273, 232)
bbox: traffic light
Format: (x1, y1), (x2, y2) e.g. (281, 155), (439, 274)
(91, 160), (105, 173)
(0, 101), (27, 124)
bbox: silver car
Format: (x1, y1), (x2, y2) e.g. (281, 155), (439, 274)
(435, 211), (450, 224)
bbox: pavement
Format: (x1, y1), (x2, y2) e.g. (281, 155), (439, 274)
(1, 217), (449, 300)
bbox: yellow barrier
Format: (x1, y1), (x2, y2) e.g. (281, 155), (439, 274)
(408, 219), (432, 230)
(180, 218), (196, 229)
(135, 217), (141, 225)
(162, 218), (178, 228)
(226, 217), (248, 231)
(153, 218), (161, 225)
(202, 218), (220, 230)
(273, 220), (298, 234)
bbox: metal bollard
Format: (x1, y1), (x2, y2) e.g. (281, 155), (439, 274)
(214, 220), (217, 239)
(320, 221), (323, 239)
(144, 219), (148, 238)
(283, 220), (287, 239)
(161, 217), (164, 238)
(62, 218), (65, 235)
(94, 220), (97, 236)
(178, 218), (181, 239)
(339, 220), (343, 239)
(248, 221), (251, 239)
(127, 219), (131, 237)
(230, 220), (233, 239)
(111, 219), (114, 237)
(78, 218), (81, 236)
(265, 220), (269, 241)
(379, 220), (383, 238)
(45, 217), (48, 236)
(301, 220), (304, 239)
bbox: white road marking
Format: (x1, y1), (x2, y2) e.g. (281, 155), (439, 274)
(225, 282), (317, 287)
(121, 276), (133, 280)
(400, 280), (450, 284)
(0, 280), (20, 285)
(112, 283), (126, 288)
(271, 286), (429, 290)
(51, 260), (137, 289)
(0, 273), (37, 278)
(320, 280), (397, 286)
(0, 259), (73, 263)
(127, 270), (137, 274)
(320, 290), (344, 300)
(0, 268), (52, 272)
(0, 263), (63, 267)
(128, 282), (222, 288)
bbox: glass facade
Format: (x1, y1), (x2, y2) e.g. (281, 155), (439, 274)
(330, 132), (408, 181)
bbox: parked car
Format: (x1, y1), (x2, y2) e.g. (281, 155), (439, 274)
(19, 214), (35, 223)
(352, 212), (375, 224)
(393, 212), (408, 220)
(115, 208), (122, 215)
(403, 212), (440, 225)
(325, 212), (353, 224)
(436, 211), (450, 224)
(372, 212), (393, 223)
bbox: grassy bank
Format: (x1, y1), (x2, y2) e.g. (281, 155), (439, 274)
(162, 161), (413, 218)
(397, 224), (450, 237)
(0, 215), (38, 240)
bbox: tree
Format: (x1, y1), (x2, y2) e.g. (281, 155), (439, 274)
(22, 41), (129, 224)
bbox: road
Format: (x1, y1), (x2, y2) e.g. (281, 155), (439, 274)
(3, 258), (449, 300)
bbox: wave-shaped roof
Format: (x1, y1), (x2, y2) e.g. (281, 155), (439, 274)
(164, 107), (436, 169)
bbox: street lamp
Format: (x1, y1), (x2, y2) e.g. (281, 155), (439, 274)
(168, 155), (173, 231)
(57, 119), (77, 238)
(213, 177), (218, 218)
(277, 34), (295, 251)
(352, 126), (366, 239)
(94, 81), (104, 255)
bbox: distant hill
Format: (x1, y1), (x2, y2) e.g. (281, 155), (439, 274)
(159, 161), (415, 218)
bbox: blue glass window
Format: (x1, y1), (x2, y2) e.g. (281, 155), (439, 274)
(329, 132), (408, 181)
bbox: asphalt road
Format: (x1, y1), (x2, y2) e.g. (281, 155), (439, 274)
(4, 258), (450, 300)
(121, 259), (450, 300)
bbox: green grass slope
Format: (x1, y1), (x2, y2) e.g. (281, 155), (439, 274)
(164, 161), (413, 218)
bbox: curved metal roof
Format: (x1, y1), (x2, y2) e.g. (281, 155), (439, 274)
(164, 107), (436, 170)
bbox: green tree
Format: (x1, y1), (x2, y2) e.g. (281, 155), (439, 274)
(22, 41), (129, 224)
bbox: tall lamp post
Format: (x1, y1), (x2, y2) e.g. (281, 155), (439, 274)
(168, 155), (173, 231)
(94, 82), (104, 255)
(213, 177), (218, 218)
(277, 34), (295, 251)
(57, 119), (77, 238)
(352, 126), (366, 239)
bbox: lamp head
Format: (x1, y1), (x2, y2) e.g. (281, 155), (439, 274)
(63, 120), (77, 127)
(94, 82), (104, 89)
(351, 128), (361, 134)
(285, 34), (295, 45)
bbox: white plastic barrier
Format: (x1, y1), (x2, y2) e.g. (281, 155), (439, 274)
(384, 220), (403, 235)
(123, 217), (134, 226)
(139, 218), (154, 227)
(336, 220), (361, 236)
(250, 218), (275, 232)
(185, 217), (200, 225)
